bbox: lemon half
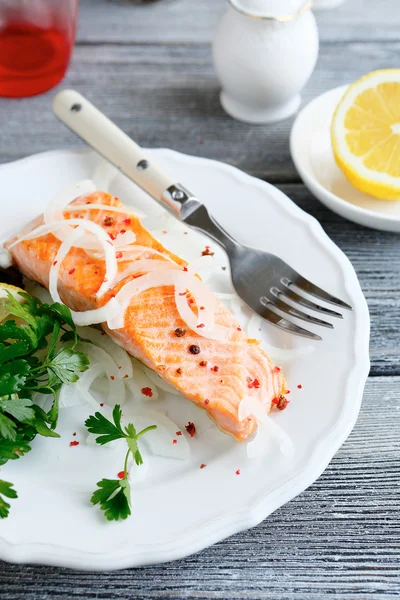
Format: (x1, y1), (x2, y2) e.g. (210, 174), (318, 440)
(0, 283), (25, 322)
(331, 69), (400, 199)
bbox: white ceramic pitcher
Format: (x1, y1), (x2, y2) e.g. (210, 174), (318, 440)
(313, 0), (347, 9)
(213, 0), (319, 123)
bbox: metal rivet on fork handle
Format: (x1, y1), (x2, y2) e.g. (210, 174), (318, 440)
(172, 189), (185, 201)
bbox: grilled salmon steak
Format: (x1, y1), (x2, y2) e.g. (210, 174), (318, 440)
(6, 192), (287, 441)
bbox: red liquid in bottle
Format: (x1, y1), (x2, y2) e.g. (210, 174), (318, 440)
(0, 23), (74, 97)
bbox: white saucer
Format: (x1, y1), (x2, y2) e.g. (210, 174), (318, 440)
(290, 85), (400, 233)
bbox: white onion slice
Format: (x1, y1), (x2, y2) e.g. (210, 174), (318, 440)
(76, 342), (119, 380)
(238, 397), (294, 457)
(125, 370), (159, 401)
(75, 341), (126, 406)
(174, 278), (223, 340)
(122, 407), (190, 460)
(63, 203), (138, 217)
(106, 378), (127, 407)
(108, 270), (222, 340)
(44, 180), (106, 250)
(74, 301), (121, 328)
(92, 245), (176, 265)
(0, 249), (12, 269)
(77, 327), (133, 379)
(114, 259), (180, 285)
(186, 255), (215, 283)
(171, 398), (215, 435)
(44, 180), (96, 225)
(141, 366), (181, 396)
(8, 217), (110, 263)
(60, 364), (104, 409)
(45, 179), (138, 252)
(115, 230), (136, 247)
(48, 220), (117, 299)
(118, 245), (177, 263)
(9, 219), (121, 326)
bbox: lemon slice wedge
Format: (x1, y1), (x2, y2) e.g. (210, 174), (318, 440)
(331, 69), (400, 199)
(0, 283), (26, 323)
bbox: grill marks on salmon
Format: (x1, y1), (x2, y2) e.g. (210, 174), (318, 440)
(6, 191), (287, 441)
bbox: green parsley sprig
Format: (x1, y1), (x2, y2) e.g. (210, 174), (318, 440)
(0, 480), (17, 519)
(0, 291), (90, 518)
(85, 405), (156, 521)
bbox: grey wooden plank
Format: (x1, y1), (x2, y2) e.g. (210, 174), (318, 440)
(0, 376), (399, 599)
(76, 0), (400, 44)
(1, 40), (399, 180)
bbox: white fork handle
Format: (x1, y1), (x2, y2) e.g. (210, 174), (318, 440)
(52, 89), (178, 207)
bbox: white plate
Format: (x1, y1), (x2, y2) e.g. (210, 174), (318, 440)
(0, 148), (369, 570)
(290, 85), (400, 232)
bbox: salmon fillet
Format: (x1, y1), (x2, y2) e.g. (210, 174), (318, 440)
(6, 192), (287, 441)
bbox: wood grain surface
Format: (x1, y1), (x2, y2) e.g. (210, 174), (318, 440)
(0, 0), (399, 597)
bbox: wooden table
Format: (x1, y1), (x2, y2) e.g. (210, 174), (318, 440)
(1, 1), (399, 597)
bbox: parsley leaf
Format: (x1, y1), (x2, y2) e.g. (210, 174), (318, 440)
(0, 413), (16, 440)
(48, 303), (77, 341)
(29, 405), (60, 438)
(0, 291), (90, 518)
(46, 348), (89, 384)
(85, 405), (156, 521)
(0, 480), (18, 519)
(85, 405), (126, 445)
(91, 478), (131, 521)
(60, 330), (76, 344)
(0, 340), (32, 364)
(0, 428), (34, 465)
(0, 360), (30, 395)
(0, 396), (34, 422)
(5, 292), (37, 328)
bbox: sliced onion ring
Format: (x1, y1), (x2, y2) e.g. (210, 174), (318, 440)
(121, 406), (190, 460)
(73, 301), (121, 327)
(45, 180), (96, 225)
(125, 369), (159, 401)
(48, 219), (117, 299)
(115, 230), (136, 247)
(44, 180), (103, 250)
(114, 259), (180, 285)
(117, 245), (177, 263)
(142, 365), (181, 396)
(77, 326), (133, 379)
(108, 270), (223, 339)
(64, 203), (139, 218)
(60, 364), (104, 409)
(238, 397), (294, 457)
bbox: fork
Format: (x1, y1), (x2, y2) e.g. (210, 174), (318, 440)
(53, 90), (352, 341)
